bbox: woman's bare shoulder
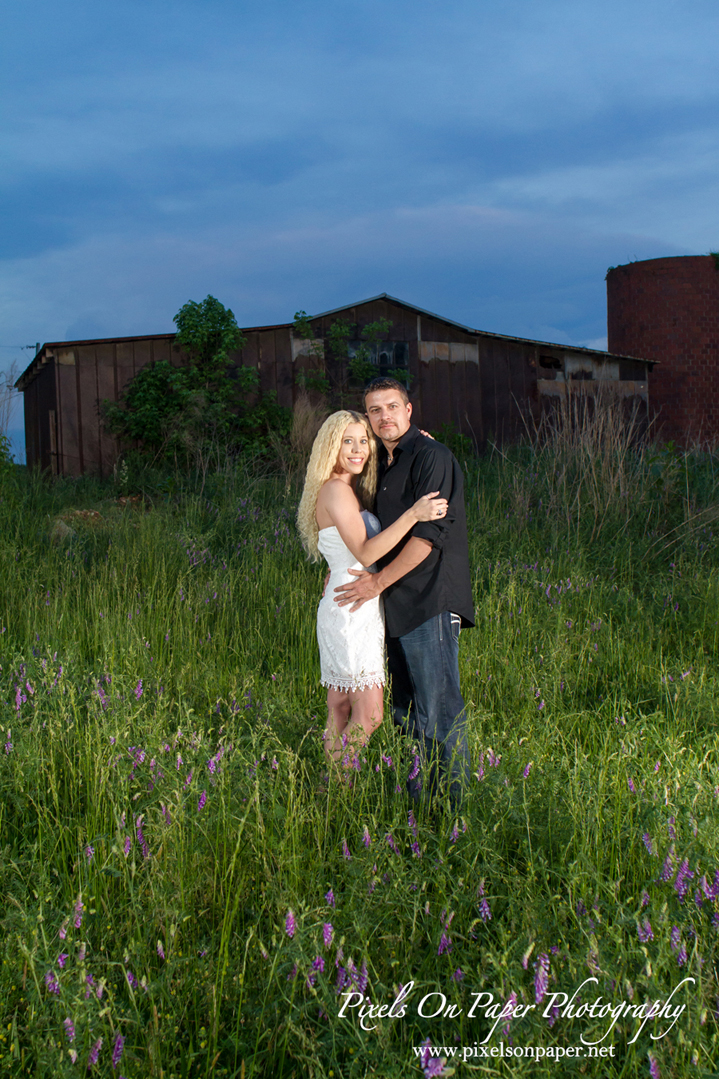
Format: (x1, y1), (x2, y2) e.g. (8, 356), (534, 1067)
(317, 477), (355, 504)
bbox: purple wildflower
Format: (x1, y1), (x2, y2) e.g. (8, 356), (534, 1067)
(325, 888), (335, 907)
(197, 790), (207, 812)
(502, 992), (517, 1037)
(420, 1039), (448, 1077)
(44, 970), (60, 995)
(386, 832), (400, 855)
(675, 858), (693, 901)
(703, 867), (716, 902)
(667, 816), (677, 841)
(479, 897), (492, 922)
(85, 844), (94, 861)
(135, 820), (150, 860)
(637, 919), (654, 942)
(676, 944), (687, 967)
(312, 955), (325, 973)
(157, 941), (165, 960)
(523, 761), (533, 778)
(362, 825), (371, 848)
(88, 1037), (102, 1067)
(408, 754), (420, 781)
(126, 971), (137, 989)
(78, 943), (86, 963)
(641, 889), (650, 907)
(4, 739), (12, 754)
(475, 753), (485, 781)
(111, 1034), (125, 1070)
(74, 897), (83, 929)
(323, 923), (334, 948)
(342, 839), (351, 860)
(628, 776), (636, 793)
(58, 953), (69, 968)
(642, 833), (654, 855)
(135, 680), (143, 700)
(660, 847), (676, 882)
(452, 968), (464, 981)
(123, 836), (131, 857)
(670, 926), (681, 952)
(411, 839), (422, 858)
(438, 932), (452, 956)
(285, 909), (296, 938)
(63, 1018), (75, 1043)
(648, 1052), (661, 1079)
(534, 952), (550, 1004)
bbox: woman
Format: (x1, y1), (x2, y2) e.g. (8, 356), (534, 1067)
(297, 410), (447, 769)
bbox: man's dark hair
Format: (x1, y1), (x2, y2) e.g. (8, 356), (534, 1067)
(362, 376), (410, 408)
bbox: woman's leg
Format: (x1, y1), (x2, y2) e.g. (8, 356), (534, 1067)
(324, 688), (352, 766)
(344, 683), (384, 754)
(323, 684), (384, 769)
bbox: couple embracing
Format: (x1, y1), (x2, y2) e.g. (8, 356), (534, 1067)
(297, 377), (475, 805)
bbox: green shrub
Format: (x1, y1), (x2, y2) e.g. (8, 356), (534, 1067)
(104, 296), (291, 463)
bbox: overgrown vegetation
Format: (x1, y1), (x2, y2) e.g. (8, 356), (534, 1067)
(103, 298), (415, 478)
(103, 297), (291, 466)
(293, 311), (410, 408)
(2, 402), (719, 1077)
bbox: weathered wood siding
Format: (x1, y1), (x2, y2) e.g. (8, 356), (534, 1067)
(18, 296), (651, 476)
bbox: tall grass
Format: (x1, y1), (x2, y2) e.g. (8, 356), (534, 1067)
(1, 412), (719, 1077)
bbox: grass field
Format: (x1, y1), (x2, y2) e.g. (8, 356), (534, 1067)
(1, 416), (719, 1078)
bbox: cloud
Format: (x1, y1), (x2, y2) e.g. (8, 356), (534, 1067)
(0, 196), (681, 357)
(0, 0), (717, 384)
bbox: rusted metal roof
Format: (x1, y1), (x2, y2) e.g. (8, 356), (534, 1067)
(15, 322), (294, 391)
(16, 294), (653, 393)
(308, 293), (654, 364)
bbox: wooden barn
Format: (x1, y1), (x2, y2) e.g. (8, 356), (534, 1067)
(16, 294), (652, 477)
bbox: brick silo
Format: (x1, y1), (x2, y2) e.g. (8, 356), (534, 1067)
(607, 255), (719, 445)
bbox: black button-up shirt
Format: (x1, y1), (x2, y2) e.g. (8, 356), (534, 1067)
(375, 424), (475, 638)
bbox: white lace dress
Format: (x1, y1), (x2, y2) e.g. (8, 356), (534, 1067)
(316, 510), (386, 693)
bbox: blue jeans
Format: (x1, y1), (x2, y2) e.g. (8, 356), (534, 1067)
(386, 611), (470, 806)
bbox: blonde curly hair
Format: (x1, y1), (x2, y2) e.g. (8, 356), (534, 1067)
(297, 410), (378, 561)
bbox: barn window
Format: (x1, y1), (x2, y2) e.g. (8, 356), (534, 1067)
(348, 340), (409, 377)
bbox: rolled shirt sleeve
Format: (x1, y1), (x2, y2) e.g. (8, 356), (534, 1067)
(408, 444), (458, 550)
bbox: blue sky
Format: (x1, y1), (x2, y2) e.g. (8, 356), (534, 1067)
(2, 0), (719, 454)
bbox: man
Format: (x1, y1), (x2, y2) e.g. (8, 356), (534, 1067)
(334, 376), (475, 805)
